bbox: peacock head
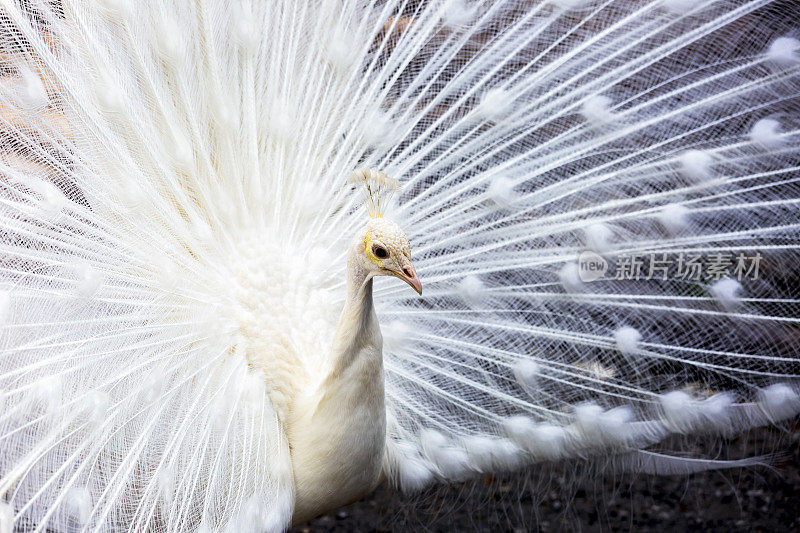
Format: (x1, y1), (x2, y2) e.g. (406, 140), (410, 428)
(349, 168), (422, 295)
(360, 217), (421, 295)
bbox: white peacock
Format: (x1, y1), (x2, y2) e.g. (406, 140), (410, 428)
(0, 1), (798, 531)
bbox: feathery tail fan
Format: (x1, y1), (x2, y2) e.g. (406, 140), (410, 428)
(0, 0), (798, 531)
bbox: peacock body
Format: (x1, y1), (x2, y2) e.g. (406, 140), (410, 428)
(0, 0), (799, 531)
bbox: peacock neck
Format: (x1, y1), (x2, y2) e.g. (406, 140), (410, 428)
(327, 247), (380, 377)
(288, 243), (386, 523)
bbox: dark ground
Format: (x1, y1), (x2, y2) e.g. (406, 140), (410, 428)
(292, 425), (799, 532)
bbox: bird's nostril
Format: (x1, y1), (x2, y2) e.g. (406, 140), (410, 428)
(403, 267), (413, 278)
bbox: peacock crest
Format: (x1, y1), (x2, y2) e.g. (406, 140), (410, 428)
(347, 168), (399, 218)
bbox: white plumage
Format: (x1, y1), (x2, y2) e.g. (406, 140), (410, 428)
(0, 0), (798, 531)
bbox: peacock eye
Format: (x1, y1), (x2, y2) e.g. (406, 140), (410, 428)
(372, 244), (388, 259)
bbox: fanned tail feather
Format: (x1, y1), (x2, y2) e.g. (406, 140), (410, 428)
(0, 0), (797, 530)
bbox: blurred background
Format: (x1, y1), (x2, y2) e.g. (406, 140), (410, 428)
(295, 426), (798, 531)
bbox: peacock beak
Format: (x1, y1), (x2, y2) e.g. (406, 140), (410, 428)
(395, 261), (422, 296)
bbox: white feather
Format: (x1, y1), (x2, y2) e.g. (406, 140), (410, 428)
(14, 67), (48, 110)
(66, 487), (92, 526)
(503, 415), (539, 449)
(559, 262), (584, 293)
(382, 320), (410, 353)
(233, 4), (257, 51)
(0, 292), (10, 326)
(503, 417), (567, 460)
(486, 176), (518, 209)
(29, 180), (66, 222)
(514, 359), (540, 389)
(661, 0), (704, 14)
(660, 391), (735, 434)
(462, 435), (523, 472)
(767, 36), (800, 67)
(749, 118), (784, 149)
(573, 403), (633, 446)
(657, 204), (690, 235)
(397, 455), (436, 493)
(700, 393), (736, 432)
(74, 263), (102, 299)
(96, 0), (131, 19)
(583, 222), (614, 253)
(679, 149), (715, 183)
(443, 0), (479, 27)
(420, 429), (471, 480)
(456, 275), (486, 307)
(758, 384), (800, 422)
(154, 18), (183, 67)
(0, 502), (13, 533)
(552, 0), (592, 11)
(581, 95), (615, 127)
(528, 424), (568, 460)
(94, 78), (126, 116)
(614, 326), (641, 355)
(81, 390), (110, 429)
(30, 375), (64, 415)
(710, 278), (742, 310)
(477, 88), (514, 122)
(660, 391), (697, 433)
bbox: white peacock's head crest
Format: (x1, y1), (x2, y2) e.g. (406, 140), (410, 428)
(348, 168), (399, 218)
